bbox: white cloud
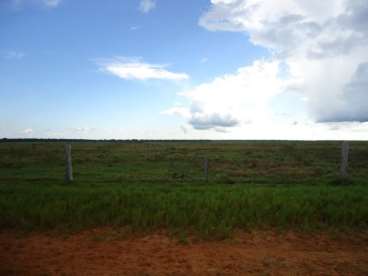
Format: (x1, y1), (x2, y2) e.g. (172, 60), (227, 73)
(201, 0), (368, 59)
(321, 62), (368, 122)
(197, 0), (368, 124)
(98, 57), (189, 81)
(22, 128), (33, 134)
(164, 60), (288, 130)
(2, 51), (25, 59)
(139, 0), (156, 13)
(68, 127), (95, 133)
(130, 26), (141, 31)
(180, 125), (188, 134)
(189, 113), (239, 130)
(163, 0), (368, 136)
(12, 0), (62, 8)
(42, 0), (61, 7)
(161, 106), (191, 118)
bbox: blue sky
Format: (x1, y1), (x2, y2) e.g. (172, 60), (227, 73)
(1, 0), (368, 139)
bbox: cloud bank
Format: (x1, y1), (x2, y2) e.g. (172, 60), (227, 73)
(195, 0), (368, 125)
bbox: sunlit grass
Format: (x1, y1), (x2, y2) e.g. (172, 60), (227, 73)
(1, 141), (368, 237)
(1, 183), (368, 236)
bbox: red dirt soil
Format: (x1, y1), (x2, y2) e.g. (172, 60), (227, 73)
(1, 229), (368, 275)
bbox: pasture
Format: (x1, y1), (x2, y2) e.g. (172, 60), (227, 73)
(1, 140), (368, 235)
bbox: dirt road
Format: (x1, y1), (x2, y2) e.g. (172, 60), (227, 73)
(1, 229), (368, 275)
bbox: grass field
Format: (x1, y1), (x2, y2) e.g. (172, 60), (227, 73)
(1, 141), (368, 237)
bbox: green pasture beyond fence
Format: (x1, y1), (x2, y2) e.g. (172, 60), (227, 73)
(0, 141), (367, 186)
(1, 141), (368, 234)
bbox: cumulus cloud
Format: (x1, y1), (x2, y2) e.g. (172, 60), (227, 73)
(98, 57), (189, 81)
(321, 62), (368, 122)
(164, 60), (287, 130)
(189, 113), (239, 130)
(199, 0), (368, 58)
(197, 0), (368, 123)
(139, 0), (156, 13)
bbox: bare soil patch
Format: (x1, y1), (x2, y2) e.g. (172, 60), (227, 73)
(1, 229), (368, 275)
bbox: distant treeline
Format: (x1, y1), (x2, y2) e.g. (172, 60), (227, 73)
(0, 138), (212, 143)
(1, 138), (357, 144)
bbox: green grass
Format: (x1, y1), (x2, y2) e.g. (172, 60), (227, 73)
(1, 183), (368, 237)
(1, 141), (368, 236)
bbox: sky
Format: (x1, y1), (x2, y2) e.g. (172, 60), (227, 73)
(1, 0), (368, 140)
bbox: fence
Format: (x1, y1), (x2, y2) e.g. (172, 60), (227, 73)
(1, 141), (367, 185)
(61, 141), (359, 185)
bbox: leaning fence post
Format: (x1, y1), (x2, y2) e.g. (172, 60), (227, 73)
(204, 158), (208, 182)
(340, 141), (349, 178)
(65, 144), (73, 183)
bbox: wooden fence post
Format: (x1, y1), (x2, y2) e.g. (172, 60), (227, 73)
(204, 158), (208, 182)
(340, 141), (349, 178)
(65, 144), (73, 183)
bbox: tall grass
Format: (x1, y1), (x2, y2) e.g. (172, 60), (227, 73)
(1, 141), (368, 185)
(1, 183), (367, 237)
(1, 141), (368, 237)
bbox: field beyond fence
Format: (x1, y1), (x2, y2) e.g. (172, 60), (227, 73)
(1, 140), (368, 185)
(1, 140), (368, 236)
